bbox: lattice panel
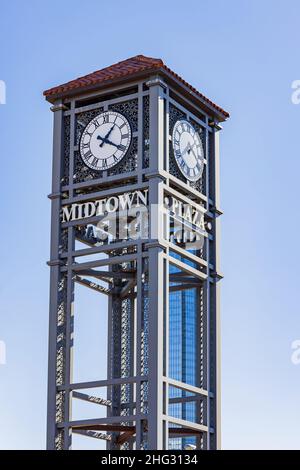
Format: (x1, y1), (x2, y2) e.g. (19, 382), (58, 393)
(54, 273), (68, 450)
(208, 130), (215, 200)
(199, 285), (205, 390)
(140, 258), (149, 416)
(141, 258), (149, 377)
(143, 95), (150, 168)
(108, 99), (138, 132)
(73, 149), (101, 184)
(75, 108), (104, 145)
(108, 137), (138, 176)
(60, 228), (68, 254)
(73, 108), (105, 183)
(209, 283), (217, 443)
(62, 115), (70, 186)
(120, 298), (132, 414)
(169, 103), (187, 134)
(55, 427), (65, 451)
(56, 274), (67, 386)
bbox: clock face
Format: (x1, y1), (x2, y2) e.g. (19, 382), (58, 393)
(172, 119), (204, 182)
(80, 111), (131, 171)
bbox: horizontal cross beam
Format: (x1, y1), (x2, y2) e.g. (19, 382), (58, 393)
(72, 391), (112, 407)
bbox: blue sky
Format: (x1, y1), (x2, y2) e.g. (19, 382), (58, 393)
(0, 0), (300, 449)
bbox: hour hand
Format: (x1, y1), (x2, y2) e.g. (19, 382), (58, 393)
(97, 135), (105, 145)
(97, 135), (118, 148)
(97, 134), (112, 146)
(182, 143), (192, 157)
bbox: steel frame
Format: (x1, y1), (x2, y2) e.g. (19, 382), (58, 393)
(47, 72), (223, 450)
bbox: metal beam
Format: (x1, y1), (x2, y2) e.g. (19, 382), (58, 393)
(72, 424), (135, 433)
(166, 377), (209, 398)
(74, 275), (111, 295)
(58, 375), (148, 391)
(165, 415), (208, 434)
(62, 253), (138, 272)
(60, 415), (140, 428)
(73, 391), (112, 407)
(166, 254), (207, 280)
(73, 429), (111, 441)
(78, 269), (136, 280)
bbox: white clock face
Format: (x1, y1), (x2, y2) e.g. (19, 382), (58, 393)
(80, 111), (131, 171)
(172, 119), (204, 182)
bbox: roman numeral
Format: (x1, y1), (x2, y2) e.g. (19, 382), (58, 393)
(103, 115), (109, 123)
(91, 157), (99, 167)
(93, 119), (100, 128)
(119, 123), (126, 129)
(117, 144), (126, 151)
(84, 150), (92, 160)
(121, 133), (129, 140)
(101, 159), (108, 168)
(83, 142), (89, 149)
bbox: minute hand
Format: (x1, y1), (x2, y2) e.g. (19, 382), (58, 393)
(99, 124), (115, 148)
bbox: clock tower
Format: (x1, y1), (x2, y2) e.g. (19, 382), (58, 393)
(44, 55), (229, 450)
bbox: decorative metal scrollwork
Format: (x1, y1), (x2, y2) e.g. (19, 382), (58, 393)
(143, 95), (150, 168)
(109, 99), (138, 132)
(108, 137), (138, 176)
(75, 108), (104, 145)
(62, 116), (70, 185)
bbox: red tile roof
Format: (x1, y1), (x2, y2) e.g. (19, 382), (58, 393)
(44, 55), (229, 119)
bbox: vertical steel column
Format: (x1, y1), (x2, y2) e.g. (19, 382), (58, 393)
(209, 124), (222, 449)
(63, 99), (76, 450)
(146, 76), (166, 450)
(47, 100), (66, 449)
(214, 126), (222, 450)
(204, 126), (211, 450)
(135, 85), (144, 448)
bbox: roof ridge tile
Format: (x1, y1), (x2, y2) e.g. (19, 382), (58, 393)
(43, 55), (229, 118)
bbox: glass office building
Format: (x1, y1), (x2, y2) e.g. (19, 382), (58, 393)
(168, 256), (198, 450)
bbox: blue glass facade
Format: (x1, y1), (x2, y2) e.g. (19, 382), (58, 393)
(168, 259), (197, 449)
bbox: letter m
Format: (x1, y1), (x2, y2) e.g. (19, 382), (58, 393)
(62, 205), (76, 222)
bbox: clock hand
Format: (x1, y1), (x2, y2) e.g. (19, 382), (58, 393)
(97, 135), (105, 144)
(182, 143), (192, 156)
(99, 124), (115, 148)
(97, 135), (114, 145)
(97, 136), (121, 149)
